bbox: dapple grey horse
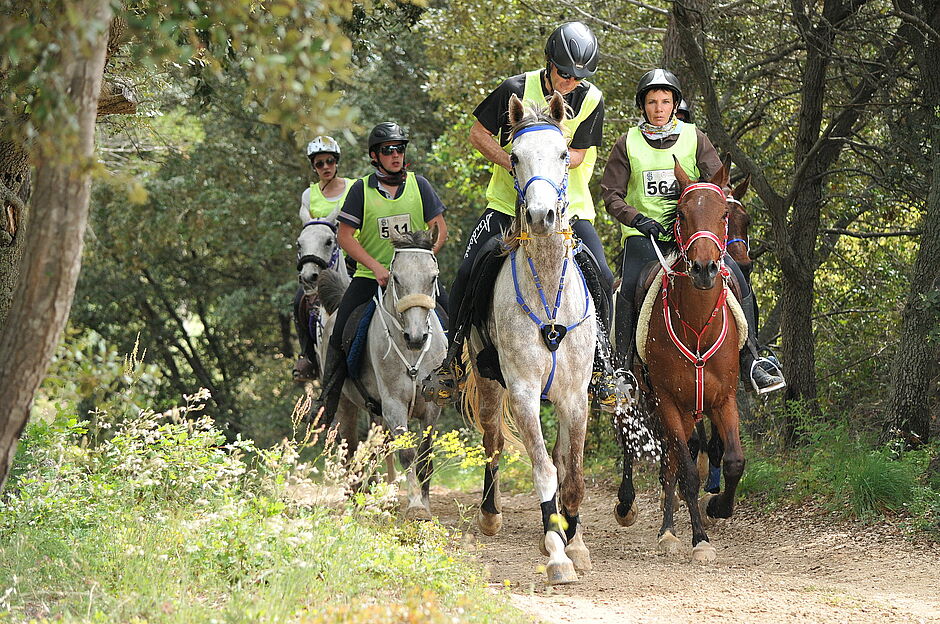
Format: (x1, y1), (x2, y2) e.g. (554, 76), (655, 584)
(463, 93), (595, 584)
(318, 228), (446, 518)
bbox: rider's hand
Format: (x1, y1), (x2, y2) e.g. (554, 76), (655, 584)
(630, 214), (668, 239)
(373, 265), (391, 287)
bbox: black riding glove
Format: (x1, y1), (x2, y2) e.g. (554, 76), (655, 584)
(630, 214), (668, 238)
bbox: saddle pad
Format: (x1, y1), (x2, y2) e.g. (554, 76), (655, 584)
(636, 268), (747, 363)
(343, 300), (376, 379)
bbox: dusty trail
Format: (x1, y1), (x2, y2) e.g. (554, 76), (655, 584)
(431, 480), (940, 624)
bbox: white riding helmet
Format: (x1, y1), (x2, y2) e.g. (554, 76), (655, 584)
(306, 136), (341, 160)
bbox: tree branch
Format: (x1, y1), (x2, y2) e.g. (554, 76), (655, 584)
(822, 228), (921, 238)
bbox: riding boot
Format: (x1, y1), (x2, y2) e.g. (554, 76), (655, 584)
(739, 291), (786, 394)
(613, 290), (637, 371)
(588, 306), (636, 413)
(421, 301), (466, 407)
(307, 343), (348, 426)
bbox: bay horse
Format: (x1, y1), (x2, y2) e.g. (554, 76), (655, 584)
(616, 159), (747, 563)
(462, 93), (595, 585)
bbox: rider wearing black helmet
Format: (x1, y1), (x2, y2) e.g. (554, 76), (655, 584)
(310, 122), (450, 423)
(601, 69), (785, 394)
(424, 21), (623, 408)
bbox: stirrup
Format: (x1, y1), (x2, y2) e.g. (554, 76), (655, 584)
(589, 368), (636, 413)
(748, 357), (786, 395)
(421, 361), (466, 407)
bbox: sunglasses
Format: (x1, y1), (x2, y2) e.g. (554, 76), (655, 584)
(313, 157), (336, 169)
(555, 67), (583, 82)
(379, 144), (407, 155)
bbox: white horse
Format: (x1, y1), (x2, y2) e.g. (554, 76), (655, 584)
(295, 216), (361, 448)
(463, 93), (595, 584)
(318, 228), (446, 518)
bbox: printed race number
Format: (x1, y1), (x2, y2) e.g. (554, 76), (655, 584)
(377, 213), (412, 239)
(643, 169), (679, 198)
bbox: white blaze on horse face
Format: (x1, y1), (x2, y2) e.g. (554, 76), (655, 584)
(512, 127), (568, 236)
(391, 250), (438, 350)
(297, 224), (336, 286)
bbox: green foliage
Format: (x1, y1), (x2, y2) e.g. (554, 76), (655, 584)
(0, 388), (524, 623)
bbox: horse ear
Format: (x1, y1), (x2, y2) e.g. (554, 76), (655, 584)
(710, 154), (731, 190)
(548, 91), (566, 123)
(389, 227), (406, 246)
(509, 94), (525, 127)
(325, 207), (340, 223)
(673, 155), (692, 191)
(732, 173), (751, 201)
(428, 223), (439, 248)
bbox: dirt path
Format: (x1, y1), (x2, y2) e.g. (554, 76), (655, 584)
(431, 479), (940, 624)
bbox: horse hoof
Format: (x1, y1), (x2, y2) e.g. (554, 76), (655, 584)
(404, 505), (432, 521)
(565, 543), (593, 572)
(691, 541), (717, 564)
(477, 509), (502, 536)
(698, 493), (716, 529)
(546, 559), (579, 585)
(615, 501), (638, 527)
(657, 530), (683, 556)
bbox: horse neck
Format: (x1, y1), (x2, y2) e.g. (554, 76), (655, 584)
(519, 233), (571, 301)
(668, 272), (726, 336)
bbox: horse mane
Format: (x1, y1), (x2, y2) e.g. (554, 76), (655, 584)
(318, 270), (348, 315)
(391, 229), (434, 251)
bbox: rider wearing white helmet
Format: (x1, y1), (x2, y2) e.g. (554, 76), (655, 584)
(298, 136), (355, 223)
(601, 68), (785, 394)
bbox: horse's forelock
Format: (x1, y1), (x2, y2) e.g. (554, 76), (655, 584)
(391, 229), (434, 251)
(508, 103), (566, 137)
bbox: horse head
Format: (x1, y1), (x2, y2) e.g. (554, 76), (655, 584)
(673, 157), (731, 290)
(296, 213), (340, 293)
(508, 92), (569, 237)
(726, 174), (753, 278)
(389, 227), (439, 351)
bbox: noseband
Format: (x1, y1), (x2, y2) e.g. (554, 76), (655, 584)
(296, 219), (340, 271)
(510, 124), (570, 215)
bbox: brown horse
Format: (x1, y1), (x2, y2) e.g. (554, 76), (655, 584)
(616, 158), (746, 563)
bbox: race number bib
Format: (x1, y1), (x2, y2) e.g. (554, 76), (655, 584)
(377, 213), (412, 239)
(643, 169), (679, 198)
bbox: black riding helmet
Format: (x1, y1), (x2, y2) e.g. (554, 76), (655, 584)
(367, 122), (409, 153)
(635, 68), (683, 108)
(545, 21), (599, 80)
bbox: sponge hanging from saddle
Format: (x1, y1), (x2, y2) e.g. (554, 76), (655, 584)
(636, 267), (748, 364)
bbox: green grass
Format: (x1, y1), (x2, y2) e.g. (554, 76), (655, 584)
(0, 396), (527, 623)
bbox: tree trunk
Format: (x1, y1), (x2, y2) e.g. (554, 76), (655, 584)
(0, 0), (113, 491)
(883, 3), (940, 446)
(0, 141), (31, 326)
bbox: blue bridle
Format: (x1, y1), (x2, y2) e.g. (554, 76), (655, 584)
(510, 124), (570, 212)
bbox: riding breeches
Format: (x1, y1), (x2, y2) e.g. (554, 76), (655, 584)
(293, 286), (316, 358)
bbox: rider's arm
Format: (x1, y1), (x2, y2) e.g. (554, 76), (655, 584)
(600, 133), (640, 227)
(298, 187), (311, 223)
(427, 214), (447, 254)
(568, 93), (603, 170)
(469, 120), (512, 172)
(695, 128), (722, 181)
(337, 222), (389, 286)
(569, 147), (587, 169)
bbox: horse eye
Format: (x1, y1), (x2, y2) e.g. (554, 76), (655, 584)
(560, 151), (567, 160)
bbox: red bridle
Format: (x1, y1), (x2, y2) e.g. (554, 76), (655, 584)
(662, 182), (733, 419)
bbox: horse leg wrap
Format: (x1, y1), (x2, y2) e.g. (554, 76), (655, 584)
(562, 510), (579, 543)
(481, 465), (499, 515)
(540, 499), (567, 544)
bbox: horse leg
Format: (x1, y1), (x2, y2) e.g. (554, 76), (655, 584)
(475, 376), (505, 536)
(555, 393), (591, 572)
(704, 422), (724, 493)
(673, 419), (716, 563)
(413, 401), (439, 515)
(381, 400), (428, 520)
(614, 444), (638, 527)
(656, 401), (686, 556)
(508, 381), (578, 585)
(702, 400), (745, 522)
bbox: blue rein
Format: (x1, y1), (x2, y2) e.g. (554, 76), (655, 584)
(510, 246), (591, 400)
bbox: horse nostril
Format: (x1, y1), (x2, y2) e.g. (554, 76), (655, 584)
(691, 262), (702, 274)
(708, 261), (719, 276)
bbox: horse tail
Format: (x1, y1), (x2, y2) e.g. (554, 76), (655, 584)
(318, 270), (348, 314)
(460, 349), (526, 455)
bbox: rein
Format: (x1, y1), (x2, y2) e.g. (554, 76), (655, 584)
(296, 219), (340, 271)
(658, 182), (733, 419)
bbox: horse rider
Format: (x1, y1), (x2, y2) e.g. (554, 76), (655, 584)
(676, 99), (693, 124)
(311, 122), (449, 422)
(427, 21), (623, 406)
(293, 136), (356, 383)
(600, 68), (786, 394)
